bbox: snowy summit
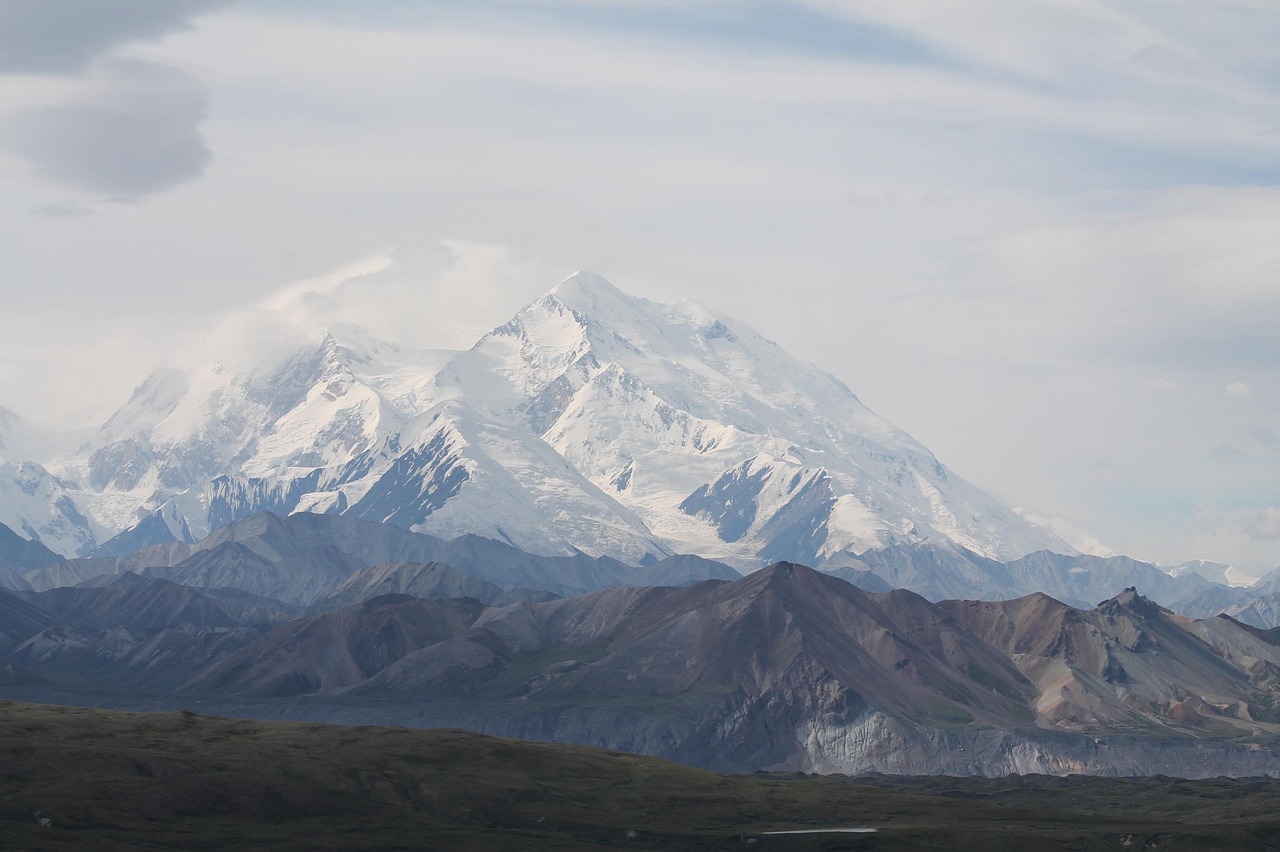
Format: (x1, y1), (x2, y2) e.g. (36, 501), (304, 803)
(0, 273), (1073, 567)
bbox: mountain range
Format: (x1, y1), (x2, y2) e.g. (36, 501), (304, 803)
(0, 511), (739, 603)
(4, 271), (1278, 779)
(6, 508), (1280, 630)
(0, 273), (1081, 572)
(5, 555), (1280, 777)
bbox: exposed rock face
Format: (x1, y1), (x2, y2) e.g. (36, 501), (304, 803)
(318, 561), (557, 611)
(790, 713), (1280, 776)
(165, 565), (1280, 777)
(6, 545), (1280, 777)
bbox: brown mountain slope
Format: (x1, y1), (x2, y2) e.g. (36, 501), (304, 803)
(939, 589), (1280, 733)
(184, 595), (487, 697)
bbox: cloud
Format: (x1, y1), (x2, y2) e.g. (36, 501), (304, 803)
(159, 241), (553, 383)
(0, 1), (1278, 572)
(0, 0), (234, 74)
(28, 202), (91, 219)
(1, 59), (212, 200)
(1246, 507), (1280, 540)
(1173, 504), (1280, 574)
(264, 241), (552, 351)
(1227, 381), (1253, 398)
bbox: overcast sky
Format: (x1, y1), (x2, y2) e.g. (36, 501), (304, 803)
(1, 0), (1279, 571)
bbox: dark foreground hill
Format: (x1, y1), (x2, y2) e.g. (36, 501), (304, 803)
(2, 700), (1280, 851)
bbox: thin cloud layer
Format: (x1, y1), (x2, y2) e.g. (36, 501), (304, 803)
(184, 241), (549, 379)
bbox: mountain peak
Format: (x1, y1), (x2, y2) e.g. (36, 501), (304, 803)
(1097, 586), (1168, 619)
(746, 561), (839, 595)
(29, 269), (1077, 567)
(547, 272), (646, 323)
(552, 270), (625, 300)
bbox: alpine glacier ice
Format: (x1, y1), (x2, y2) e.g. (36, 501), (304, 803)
(1, 272), (1075, 566)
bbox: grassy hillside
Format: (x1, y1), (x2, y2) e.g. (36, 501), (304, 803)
(1, 700), (1279, 850)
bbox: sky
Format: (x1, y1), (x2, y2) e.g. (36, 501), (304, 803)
(1, 0), (1279, 572)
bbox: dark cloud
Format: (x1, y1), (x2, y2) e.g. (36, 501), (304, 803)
(2, 60), (212, 200)
(0, 0), (234, 74)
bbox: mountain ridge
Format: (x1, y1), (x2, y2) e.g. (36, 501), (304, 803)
(6, 560), (1280, 776)
(0, 272), (1079, 572)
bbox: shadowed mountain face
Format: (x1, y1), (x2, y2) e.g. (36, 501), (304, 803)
(0, 587), (53, 651)
(167, 564), (1280, 776)
(21, 573), (240, 631)
(317, 561), (557, 612)
(4, 573), (276, 691)
(0, 511), (739, 604)
(184, 595), (489, 697)
(0, 523), (61, 576)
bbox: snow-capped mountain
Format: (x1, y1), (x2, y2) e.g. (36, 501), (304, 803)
(419, 273), (1071, 564)
(1166, 559), (1258, 589)
(0, 407), (99, 557)
(3, 273), (1074, 565)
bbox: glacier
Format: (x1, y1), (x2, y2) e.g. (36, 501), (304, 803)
(0, 272), (1074, 567)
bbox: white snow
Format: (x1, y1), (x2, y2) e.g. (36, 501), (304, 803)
(0, 270), (1079, 566)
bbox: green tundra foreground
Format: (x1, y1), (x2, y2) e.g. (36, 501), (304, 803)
(2, 700), (1279, 851)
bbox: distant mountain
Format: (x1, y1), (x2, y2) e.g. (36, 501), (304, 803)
(1168, 559), (1257, 588)
(821, 540), (1225, 613)
(1175, 569), (1280, 629)
(0, 462), (95, 559)
(7, 621), (262, 691)
(318, 561), (557, 611)
(0, 521), (63, 580)
(0, 586), (54, 651)
(3, 511), (739, 604)
(14, 508), (1280, 630)
(4, 572), (269, 691)
(20, 573), (241, 631)
(0, 273), (1074, 570)
(0, 408), (97, 557)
